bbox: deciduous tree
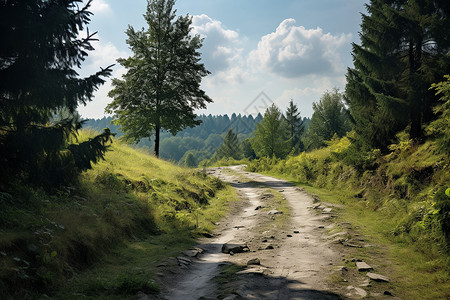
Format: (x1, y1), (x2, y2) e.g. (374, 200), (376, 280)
(106, 0), (212, 158)
(302, 89), (350, 150)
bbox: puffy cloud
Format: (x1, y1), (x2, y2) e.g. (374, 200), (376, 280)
(191, 15), (243, 76)
(88, 0), (111, 15)
(249, 19), (351, 78)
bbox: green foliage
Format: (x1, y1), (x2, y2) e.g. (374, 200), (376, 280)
(248, 131), (450, 256)
(184, 152), (198, 168)
(106, 0), (211, 157)
(285, 99), (305, 152)
(84, 114), (266, 165)
(434, 187), (450, 244)
(346, 0), (450, 149)
(428, 75), (450, 155)
(251, 104), (290, 158)
(0, 0), (113, 187)
(242, 138), (256, 159)
(214, 129), (242, 161)
(0, 136), (231, 298)
(302, 89), (350, 151)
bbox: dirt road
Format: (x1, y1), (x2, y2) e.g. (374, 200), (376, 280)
(158, 166), (391, 299)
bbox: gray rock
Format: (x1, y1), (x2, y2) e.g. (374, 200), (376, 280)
(247, 258), (261, 265)
(367, 272), (390, 282)
(322, 207), (333, 213)
(265, 245), (274, 250)
(223, 295), (238, 300)
(237, 267), (267, 275)
(356, 261), (373, 272)
(267, 210), (283, 215)
(183, 250), (200, 257)
(222, 242), (249, 254)
(177, 256), (192, 264)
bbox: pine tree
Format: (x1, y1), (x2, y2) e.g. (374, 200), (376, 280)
(285, 99), (305, 152)
(252, 104), (290, 158)
(346, 0), (450, 149)
(0, 0), (113, 186)
(106, 0), (212, 158)
(215, 129), (242, 160)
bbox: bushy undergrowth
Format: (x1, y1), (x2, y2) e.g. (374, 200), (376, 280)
(0, 132), (227, 299)
(247, 133), (450, 256)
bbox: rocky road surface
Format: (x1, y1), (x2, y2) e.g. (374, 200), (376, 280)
(156, 166), (396, 300)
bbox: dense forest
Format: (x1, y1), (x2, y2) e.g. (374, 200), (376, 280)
(84, 114), (312, 165)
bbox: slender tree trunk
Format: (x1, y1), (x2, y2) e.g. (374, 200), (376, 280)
(155, 123), (160, 158)
(408, 39), (423, 140)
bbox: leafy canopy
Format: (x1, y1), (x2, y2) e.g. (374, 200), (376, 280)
(106, 0), (212, 157)
(302, 89), (350, 151)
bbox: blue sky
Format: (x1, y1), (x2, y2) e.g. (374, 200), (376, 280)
(78, 0), (369, 119)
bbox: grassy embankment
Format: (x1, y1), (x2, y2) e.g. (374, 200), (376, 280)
(247, 134), (450, 299)
(0, 130), (238, 299)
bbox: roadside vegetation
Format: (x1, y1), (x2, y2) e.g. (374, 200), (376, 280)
(247, 129), (450, 298)
(0, 133), (237, 299)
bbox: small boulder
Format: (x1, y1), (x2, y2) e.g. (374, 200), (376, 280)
(356, 261), (373, 272)
(367, 272), (390, 282)
(247, 258), (260, 265)
(222, 242), (249, 254)
(322, 207), (333, 214)
(267, 210), (283, 215)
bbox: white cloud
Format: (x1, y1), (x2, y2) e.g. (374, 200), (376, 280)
(249, 19), (351, 78)
(191, 15), (245, 81)
(88, 0), (111, 15)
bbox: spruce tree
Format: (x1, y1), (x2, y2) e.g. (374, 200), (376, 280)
(252, 104), (290, 158)
(0, 0), (113, 186)
(346, 0), (450, 149)
(106, 0), (212, 158)
(285, 99), (305, 152)
(215, 129), (242, 160)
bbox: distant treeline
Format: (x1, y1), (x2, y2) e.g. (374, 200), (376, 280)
(83, 114), (311, 164)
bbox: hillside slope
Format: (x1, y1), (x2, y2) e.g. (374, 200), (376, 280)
(247, 134), (450, 299)
(0, 133), (236, 299)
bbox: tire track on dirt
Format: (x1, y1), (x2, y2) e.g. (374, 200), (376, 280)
(161, 165), (344, 299)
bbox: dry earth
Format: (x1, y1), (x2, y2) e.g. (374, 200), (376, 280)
(152, 166), (398, 300)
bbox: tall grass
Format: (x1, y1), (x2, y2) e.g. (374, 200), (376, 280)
(247, 133), (450, 299)
(0, 130), (236, 299)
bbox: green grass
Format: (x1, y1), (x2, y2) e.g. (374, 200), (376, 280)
(244, 133), (450, 299)
(0, 131), (239, 299)
(252, 171), (449, 299)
